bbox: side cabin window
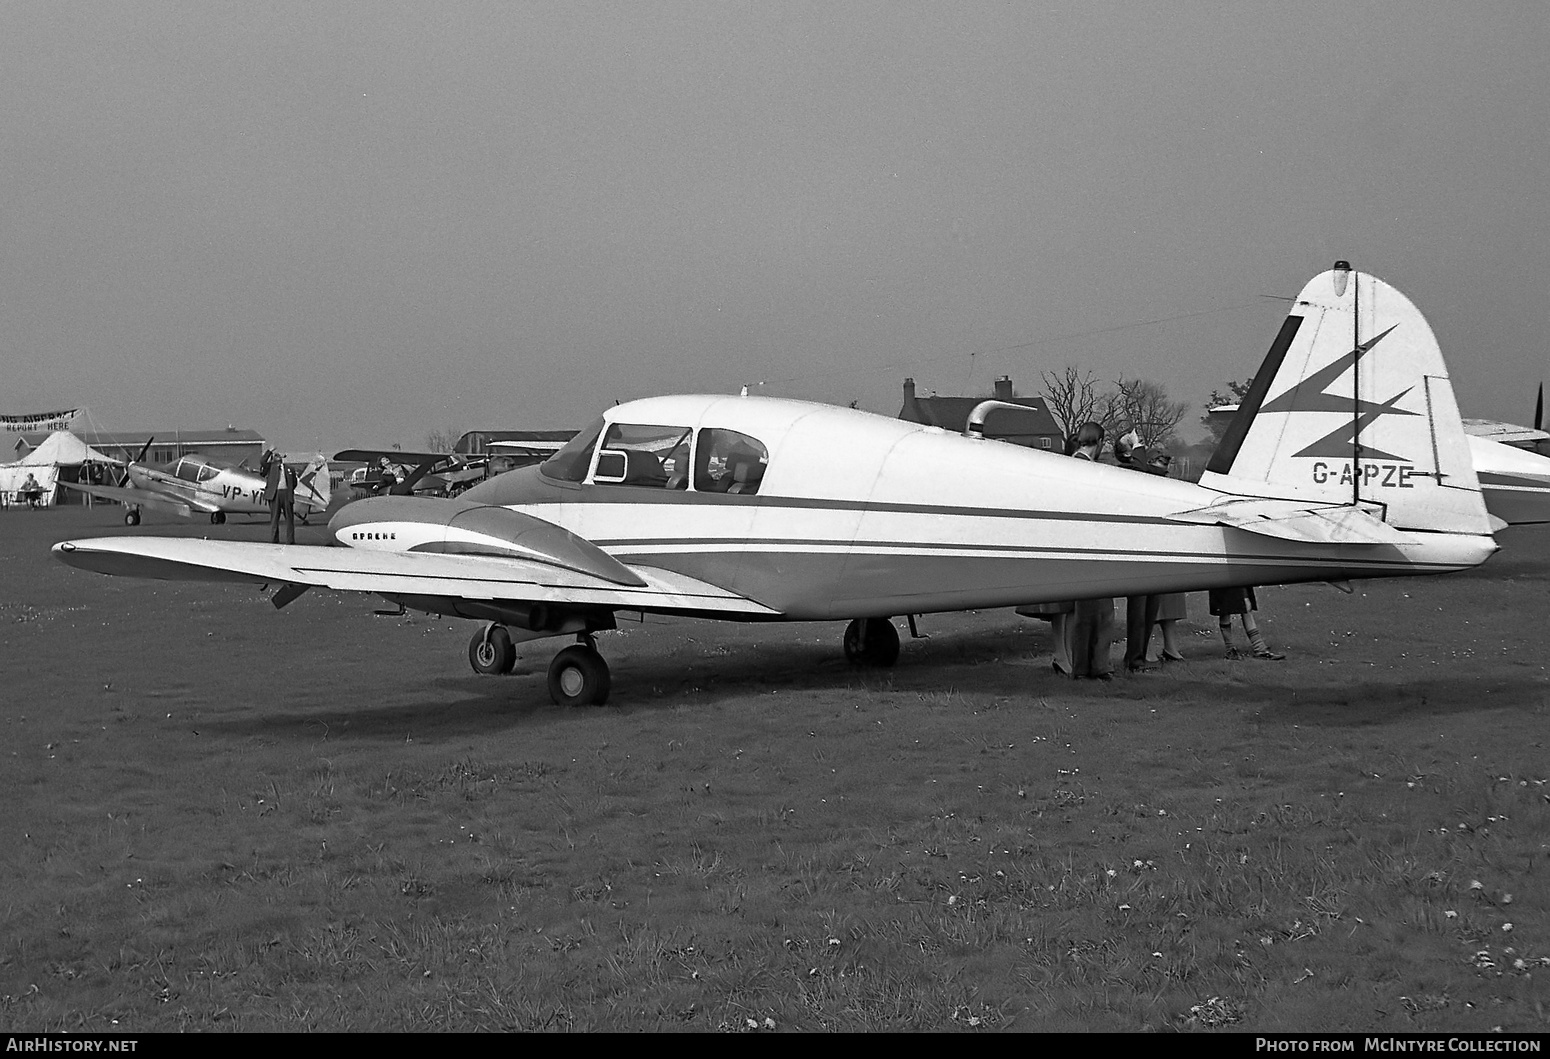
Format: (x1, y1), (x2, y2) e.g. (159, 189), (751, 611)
(174, 458), (201, 483)
(694, 428), (768, 495)
(197, 463), (220, 483)
(593, 424), (692, 489)
(539, 418), (605, 483)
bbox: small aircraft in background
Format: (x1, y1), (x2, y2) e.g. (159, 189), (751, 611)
(339, 437), (575, 499)
(60, 440), (331, 526)
(337, 449), (487, 499)
(55, 263), (1498, 707)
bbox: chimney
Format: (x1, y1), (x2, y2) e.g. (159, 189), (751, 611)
(994, 375), (1014, 400)
(903, 377), (916, 400)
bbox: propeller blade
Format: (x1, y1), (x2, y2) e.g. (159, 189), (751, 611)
(136, 437), (154, 464)
(1536, 383), (1543, 432)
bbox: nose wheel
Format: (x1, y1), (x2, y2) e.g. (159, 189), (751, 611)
(467, 625), (516, 675)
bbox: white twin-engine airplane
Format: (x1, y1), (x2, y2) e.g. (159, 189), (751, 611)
(54, 264), (1499, 706)
(60, 444), (332, 526)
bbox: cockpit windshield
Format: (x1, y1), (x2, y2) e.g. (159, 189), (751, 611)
(174, 457), (223, 483)
(539, 418), (605, 482)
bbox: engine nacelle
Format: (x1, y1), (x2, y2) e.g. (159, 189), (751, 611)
(327, 495), (645, 586)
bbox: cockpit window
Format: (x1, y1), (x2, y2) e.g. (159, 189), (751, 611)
(594, 424), (692, 488)
(694, 429), (768, 495)
(174, 459), (200, 482)
(197, 464), (220, 483)
(539, 418), (604, 482)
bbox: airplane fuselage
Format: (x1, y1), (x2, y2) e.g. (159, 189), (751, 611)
(331, 396), (1495, 621)
(127, 461), (270, 514)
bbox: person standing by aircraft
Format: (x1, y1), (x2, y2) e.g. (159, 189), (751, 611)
(1208, 586), (1284, 660)
(1067, 423), (1115, 681)
(1113, 431), (1163, 673)
(1144, 451), (1189, 663)
(1016, 429), (1078, 674)
(260, 448), (296, 544)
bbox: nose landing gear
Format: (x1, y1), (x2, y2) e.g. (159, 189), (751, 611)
(468, 625), (517, 675)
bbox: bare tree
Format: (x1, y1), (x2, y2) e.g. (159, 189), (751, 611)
(1040, 366), (1103, 446)
(1112, 377), (1190, 450)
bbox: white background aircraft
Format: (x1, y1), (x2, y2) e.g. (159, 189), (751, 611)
(60, 442), (331, 525)
(55, 265), (1497, 707)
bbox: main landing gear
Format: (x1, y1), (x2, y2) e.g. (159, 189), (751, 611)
(547, 640), (611, 707)
(209, 511), (226, 525)
(124, 508), (141, 527)
(467, 624), (612, 707)
(843, 617), (900, 667)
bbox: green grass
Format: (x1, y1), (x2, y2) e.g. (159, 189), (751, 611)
(2, 507), (1547, 1030)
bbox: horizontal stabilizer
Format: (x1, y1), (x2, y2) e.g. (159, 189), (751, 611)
(1167, 498), (1416, 546)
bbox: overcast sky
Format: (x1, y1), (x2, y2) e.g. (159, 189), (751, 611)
(3, 1), (1547, 452)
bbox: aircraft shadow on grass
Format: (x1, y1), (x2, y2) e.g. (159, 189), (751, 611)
(201, 624), (1040, 740)
(198, 652), (1541, 742)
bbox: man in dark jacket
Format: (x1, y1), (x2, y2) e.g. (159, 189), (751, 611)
(260, 449), (297, 544)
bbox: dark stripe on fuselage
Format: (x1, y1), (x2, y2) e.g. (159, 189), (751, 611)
(1206, 313), (1304, 476)
(601, 536), (1462, 572)
(530, 488), (1180, 525)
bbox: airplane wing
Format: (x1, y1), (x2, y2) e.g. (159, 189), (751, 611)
(57, 481), (218, 517)
(1166, 498), (1417, 546)
(51, 537), (782, 618)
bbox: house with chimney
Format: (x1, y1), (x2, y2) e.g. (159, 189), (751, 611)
(898, 376), (1065, 450)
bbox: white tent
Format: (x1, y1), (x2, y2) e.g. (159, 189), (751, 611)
(1, 430), (122, 507)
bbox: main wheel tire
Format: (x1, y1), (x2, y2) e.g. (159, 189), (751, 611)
(468, 626), (516, 675)
(124, 510), (140, 526)
(842, 617), (900, 667)
(210, 511), (226, 525)
(547, 645), (611, 707)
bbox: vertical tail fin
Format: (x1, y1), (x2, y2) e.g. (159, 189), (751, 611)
(1202, 263), (1493, 536)
(296, 454), (332, 513)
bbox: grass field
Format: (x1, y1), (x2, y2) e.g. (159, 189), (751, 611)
(2, 504), (1547, 1032)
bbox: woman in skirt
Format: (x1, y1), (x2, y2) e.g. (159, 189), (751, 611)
(1207, 586), (1285, 660)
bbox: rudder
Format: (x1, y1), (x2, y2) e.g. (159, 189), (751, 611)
(297, 454), (332, 514)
